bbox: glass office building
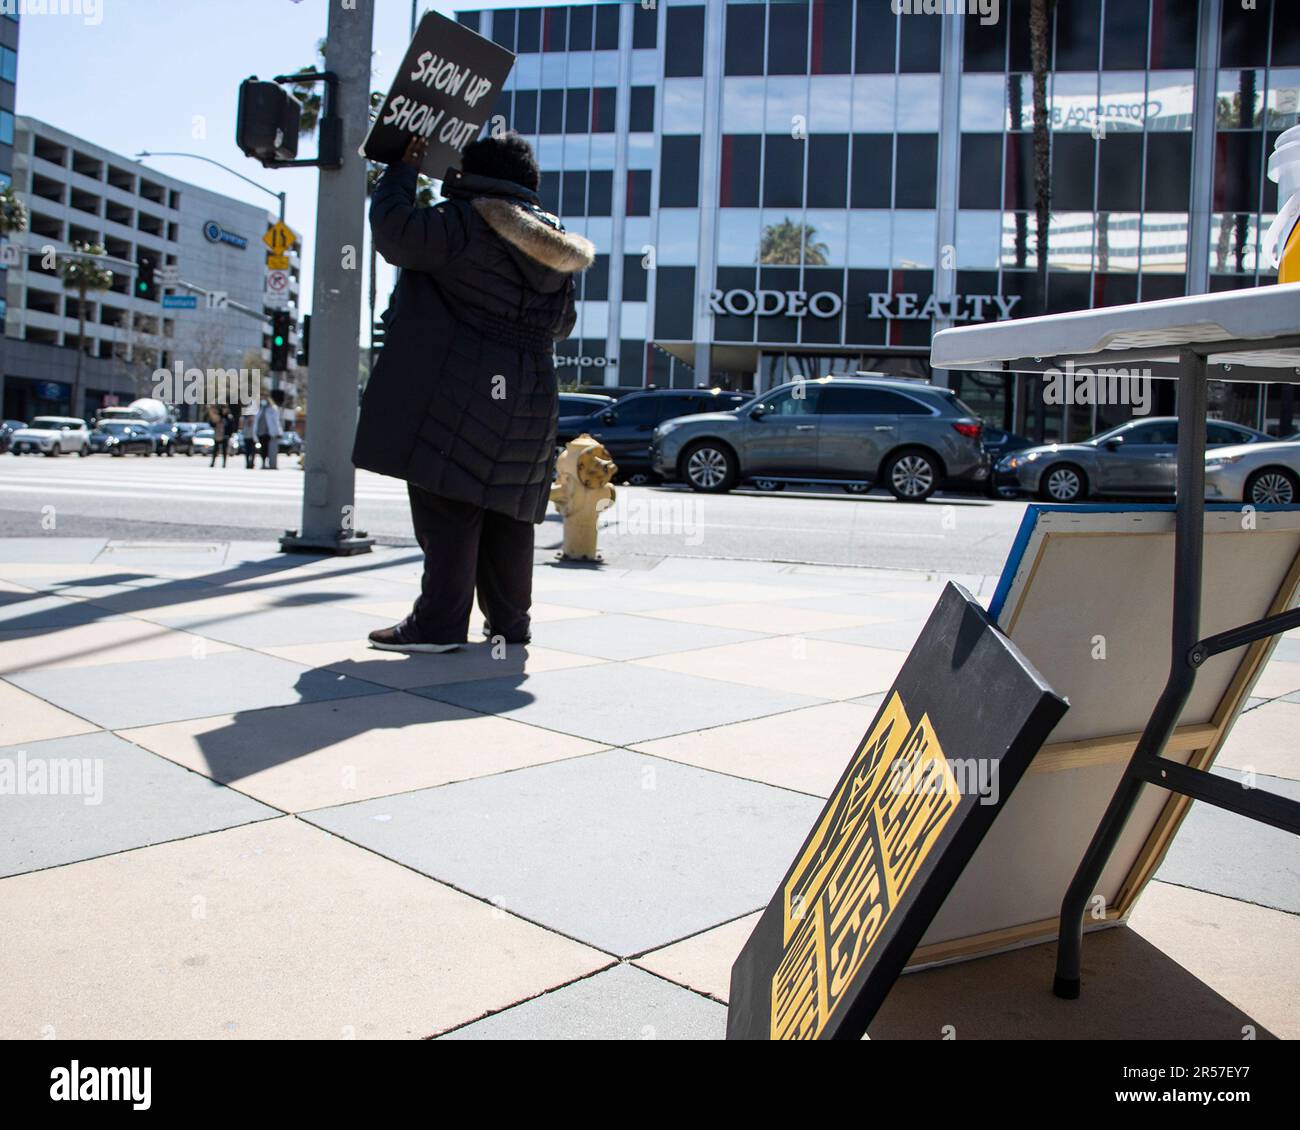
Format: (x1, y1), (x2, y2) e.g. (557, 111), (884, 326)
(455, 0), (1299, 438)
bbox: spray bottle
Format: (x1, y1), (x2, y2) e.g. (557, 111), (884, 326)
(1264, 124), (1300, 284)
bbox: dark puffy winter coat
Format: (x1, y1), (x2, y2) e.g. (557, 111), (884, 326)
(352, 162), (594, 523)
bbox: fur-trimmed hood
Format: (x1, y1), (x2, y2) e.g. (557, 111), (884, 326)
(473, 197), (595, 274)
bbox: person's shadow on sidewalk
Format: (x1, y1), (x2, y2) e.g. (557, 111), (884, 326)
(188, 653), (539, 793)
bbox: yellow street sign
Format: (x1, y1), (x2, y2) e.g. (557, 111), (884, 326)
(266, 254), (290, 270)
(263, 221), (299, 254)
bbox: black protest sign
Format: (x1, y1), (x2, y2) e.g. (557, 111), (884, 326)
(363, 11), (514, 178)
(726, 584), (1067, 1041)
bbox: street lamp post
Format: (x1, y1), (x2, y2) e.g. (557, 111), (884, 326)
(134, 151), (287, 223)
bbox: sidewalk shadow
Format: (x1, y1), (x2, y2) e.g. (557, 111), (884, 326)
(188, 652), (538, 788)
(870, 929), (1277, 1040)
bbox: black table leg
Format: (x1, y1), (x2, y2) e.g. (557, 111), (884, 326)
(1052, 349), (1207, 999)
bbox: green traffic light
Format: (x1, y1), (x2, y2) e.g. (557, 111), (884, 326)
(274, 335), (285, 346)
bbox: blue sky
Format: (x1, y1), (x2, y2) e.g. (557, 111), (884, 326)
(16, 0), (536, 319)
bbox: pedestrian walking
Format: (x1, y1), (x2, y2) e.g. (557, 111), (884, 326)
(353, 132), (592, 653)
(240, 410), (257, 469)
(255, 393), (282, 470)
(208, 407), (230, 468)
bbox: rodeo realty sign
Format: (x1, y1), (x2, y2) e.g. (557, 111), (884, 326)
(363, 11), (514, 178)
(709, 288), (1021, 322)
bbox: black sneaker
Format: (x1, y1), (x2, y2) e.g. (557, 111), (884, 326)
(368, 620), (461, 654)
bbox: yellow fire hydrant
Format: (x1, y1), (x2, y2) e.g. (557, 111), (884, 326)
(550, 434), (617, 561)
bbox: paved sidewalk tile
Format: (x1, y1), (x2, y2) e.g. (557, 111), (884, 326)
(634, 913), (760, 1004)
(0, 818), (609, 1039)
(1250, 657), (1300, 700)
(7, 650), (387, 730)
(809, 618), (929, 652)
(0, 731), (276, 877)
(0, 538), (106, 564)
(637, 601), (887, 635)
(121, 691), (608, 812)
(1156, 769), (1300, 914)
(442, 964), (726, 1040)
(0, 679), (99, 746)
(0, 621), (236, 675)
(303, 748), (824, 956)
(515, 586), (718, 615)
(630, 701), (876, 797)
(0, 594), (121, 631)
(635, 636), (904, 701)
(527, 612), (764, 661)
(641, 580), (826, 603)
(261, 639), (604, 690)
(139, 604), (394, 649)
(1214, 699), (1300, 781)
(413, 662), (824, 745)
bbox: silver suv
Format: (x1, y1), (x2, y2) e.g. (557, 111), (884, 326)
(650, 376), (989, 501)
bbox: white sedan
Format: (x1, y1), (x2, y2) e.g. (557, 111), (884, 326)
(8, 416), (90, 457)
(1205, 440), (1300, 505)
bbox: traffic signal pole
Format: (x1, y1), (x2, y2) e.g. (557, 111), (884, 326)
(280, 0), (374, 556)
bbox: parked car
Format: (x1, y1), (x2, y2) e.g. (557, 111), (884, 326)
(995, 417), (1269, 502)
(191, 426), (215, 455)
(558, 392), (615, 418)
(88, 421), (156, 457)
(1205, 439), (1300, 505)
(560, 388), (748, 485)
(8, 416), (90, 457)
(979, 426), (1036, 498)
(0, 419), (27, 453)
(651, 376), (989, 501)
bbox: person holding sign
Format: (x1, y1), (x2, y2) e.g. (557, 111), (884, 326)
(354, 132), (594, 653)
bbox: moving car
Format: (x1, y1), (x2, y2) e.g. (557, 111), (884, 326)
(88, 421), (156, 457)
(0, 419), (27, 453)
(173, 422), (202, 455)
(1205, 439), (1300, 505)
(8, 416), (90, 456)
(191, 426), (215, 454)
(144, 420), (178, 456)
(995, 417), (1269, 501)
(559, 387), (748, 485)
(651, 376), (988, 501)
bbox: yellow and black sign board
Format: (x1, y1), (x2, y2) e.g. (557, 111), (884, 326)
(727, 584), (1066, 1040)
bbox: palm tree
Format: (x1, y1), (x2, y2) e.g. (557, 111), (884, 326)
(59, 243), (114, 419)
(0, 182), (28, 237)
(758, 218), (829, 266)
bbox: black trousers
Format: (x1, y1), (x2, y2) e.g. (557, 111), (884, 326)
(407, 484), (534, 644)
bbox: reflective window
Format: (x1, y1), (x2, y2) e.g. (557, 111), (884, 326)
(726, 3), (765, 76)
(898, 9), (940, 73)
(1218, 70), (1265, 129)
(1210, 213), (1263, 275)
(802, 210), (847, 265)
(591, 87), (616, 132)
(1098, 72), (1149, 133)
(805, 75), (853, 131)
(811, 0), (853, 75)
(663, 79), (706, 133)
(718, 209), (761, 264)
(664, 6), (703, 76)
(1146, 133), (1192, 210)
(959, 134), (1002, 209)
(769, 1), (809, 76)
(722, 77), (767, 132)
(851, 75), (896, 132)
(895, 134), (937, 208)
(1052, 133), (1096, 211)
(595, 4), (619, 50)
(892, 211), (936, 268)
(660, 136), (700, 207)
(895, 75), (942, 132)
(1047, 212), (1096, 272)
(1054, 0), (1100, 71)
(720, 135), (762, 207)
(755, 385), (821, 415)
(623, 253), (649, 301)
(956, 211), (1002, 269)
(565, 88), (589, 133)
(1149, 0), (1198, 70)
(626, 169), (652, 216)
(517, 8), (540, 53)
(764, 77), (810, 133)
(1050, 72), (1099, 133)
(492, 9), (516, 50)
(848, 211), (891, 267)
(850, 134), (892, 208)
(568, 5), (594, 51)
(1139, 213), (1189, 274)
(763, 136), (805, 207)
(854, 0), (896, 73)
(963, 9), (1006, 72)
(960, 75), (1007, 132)
(1264, 69), (1300, 129)
(539, 89), (564, 133)
(807, 135), (849, 208)
(587, 170), (612, 217)
(1094, 213), (1142, 273)
(629, 86), (655, 132)
(1103, 0), (1148, 70)
(632, 3), (658, 50)
(657, 209), (699, 266)
(1147, 73), (1195, 130)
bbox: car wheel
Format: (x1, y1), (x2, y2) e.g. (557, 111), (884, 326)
(1038, 463), (1087, 502)
(79, 444), (89, 457)
(44, 446), (59, 457)
(681, 440), (737, 493)
(842, 482), (871, 495)
(884, 449), (939, 502)
(1246, 467), (1298, 506)
(753, 478), (784, 492)
(623, 471), (655, 487)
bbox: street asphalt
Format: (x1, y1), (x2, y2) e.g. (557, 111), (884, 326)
(0, 453), (1029, 574)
